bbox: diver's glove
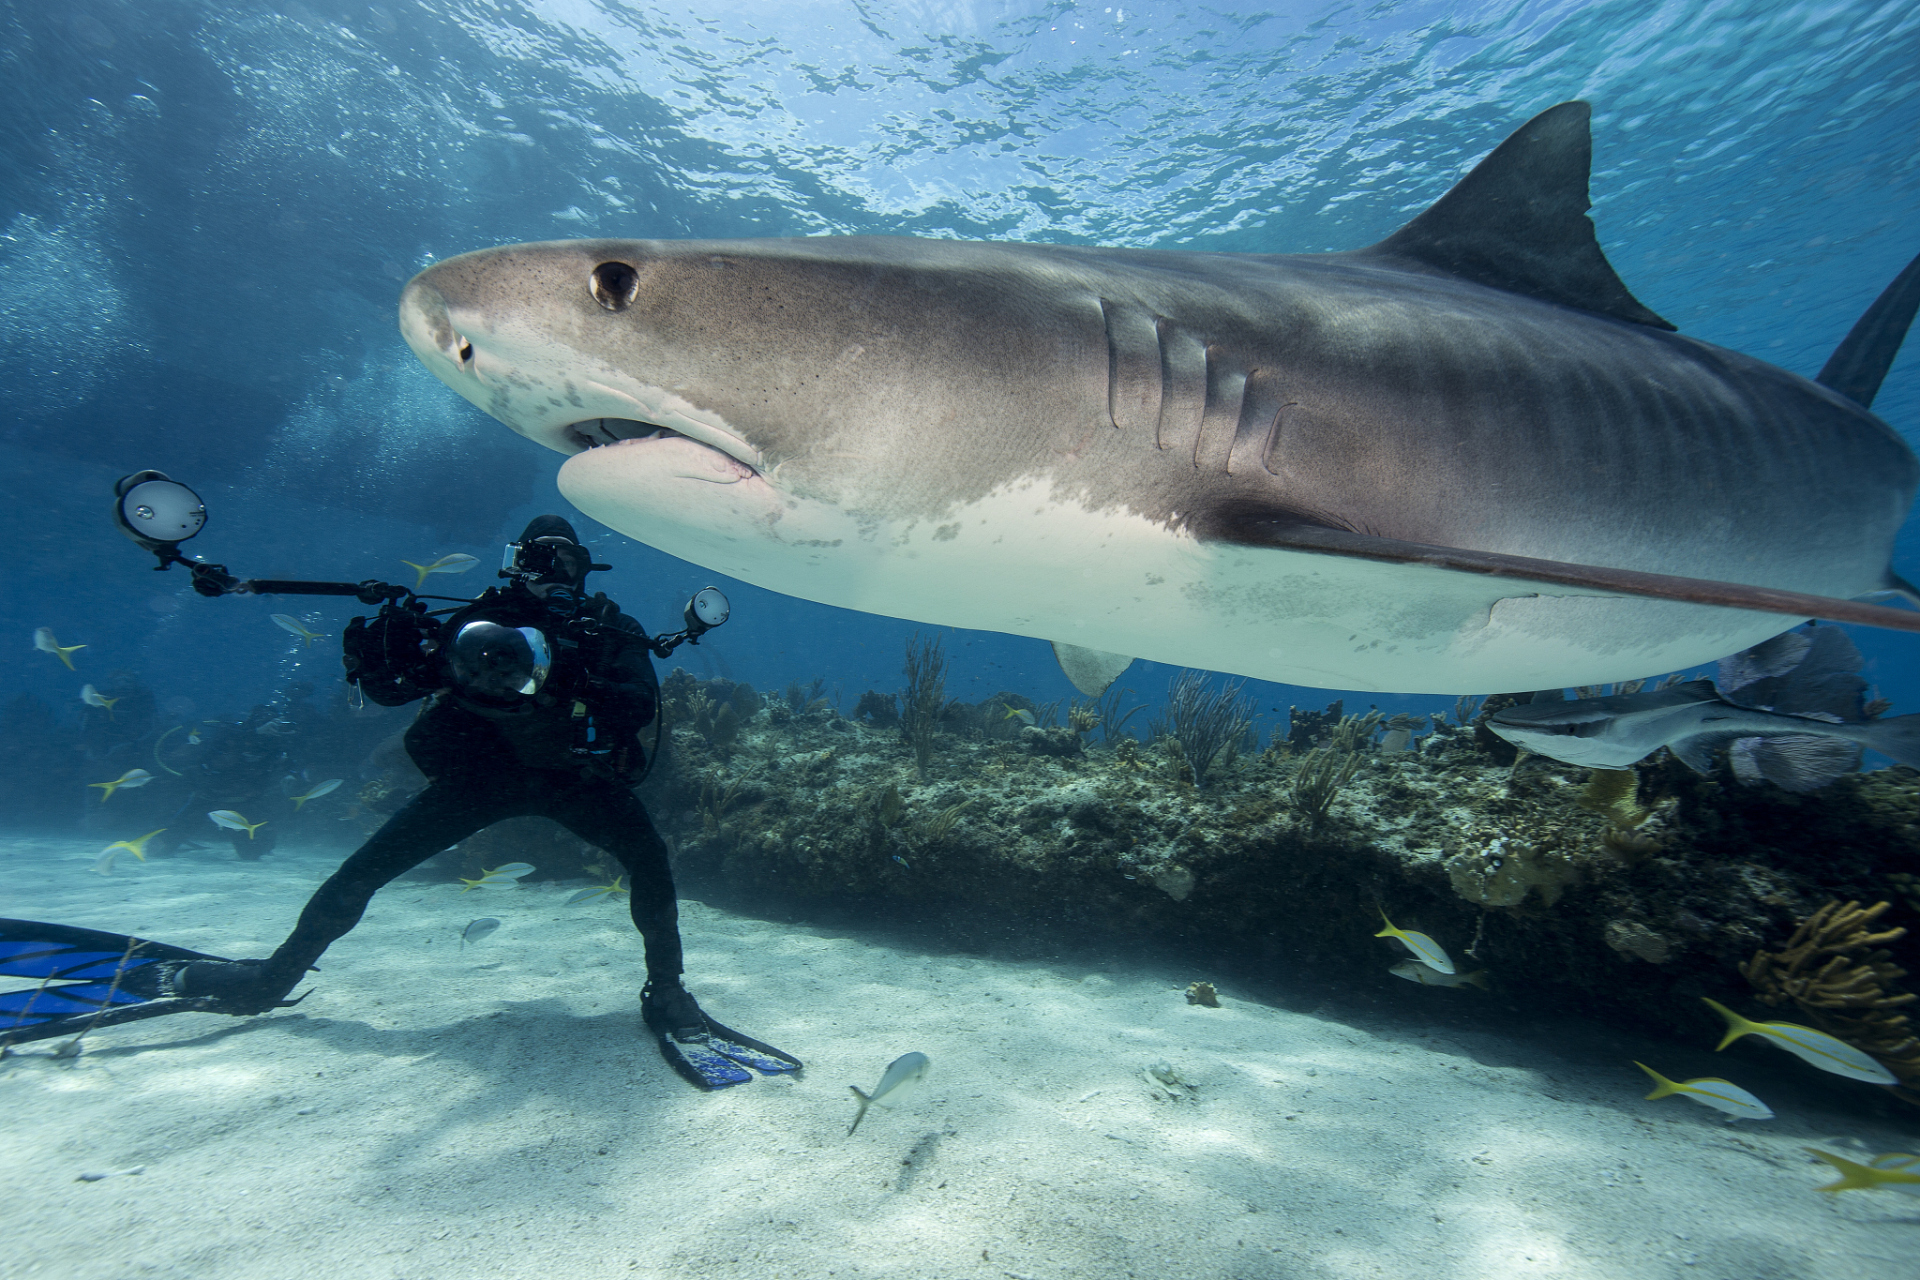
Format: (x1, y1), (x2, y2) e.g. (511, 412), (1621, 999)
(171, 960), (305, 1016)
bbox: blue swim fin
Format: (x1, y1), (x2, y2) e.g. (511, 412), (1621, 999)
(1, 918), (233, 1046)
(640, 980), (802, 1089)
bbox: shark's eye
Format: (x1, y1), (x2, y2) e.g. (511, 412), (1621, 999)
(456, 336), (473, 364)
(590, 261), (639, 312)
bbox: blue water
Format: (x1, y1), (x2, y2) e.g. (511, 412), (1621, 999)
(2, 0), (1917, 772)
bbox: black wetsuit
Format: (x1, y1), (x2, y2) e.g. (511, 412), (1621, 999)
(252, 581), (680, 999)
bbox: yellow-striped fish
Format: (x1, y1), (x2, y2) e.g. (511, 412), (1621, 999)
(209, 810), (267, 839)
(460, 862), (536, 891)
(1702, 997), (1897, 1085)
(102, 829), (167, 862)
(1805, 1148), (1920, 1195)
(271, 614), (327, 647)
(89, 769), (153, 801)
(1634, 1061), (1773, 1121)
(290, 778), (343, 810)
(566, 876), (628, 905)
(402, 553), (479, 590)
(1375, 910), (1453, 974)
(34, 627), (84, 669)
(81, 684), (120, 718)
(1390, 960), (1487, 990)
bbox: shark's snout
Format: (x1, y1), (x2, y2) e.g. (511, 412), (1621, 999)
(398, 278), (473, 372)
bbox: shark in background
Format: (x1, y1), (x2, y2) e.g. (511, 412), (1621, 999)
(398, 101), (1920, 696)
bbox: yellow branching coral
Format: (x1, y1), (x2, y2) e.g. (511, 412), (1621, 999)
(1741, 899), (1920, 1090)
(1576, 769), (1650, 829)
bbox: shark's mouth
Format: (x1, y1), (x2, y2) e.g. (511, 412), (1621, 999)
(562, 417), (682, 453)
(557, 417), (764, 484)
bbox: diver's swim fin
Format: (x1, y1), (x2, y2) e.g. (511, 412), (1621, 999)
(0, 918), (297, 1047)
(703, 1017), (803, 1077)
(639, 981), (802, 1090)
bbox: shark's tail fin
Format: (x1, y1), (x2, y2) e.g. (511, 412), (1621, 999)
(1818, 249), (1920, 410)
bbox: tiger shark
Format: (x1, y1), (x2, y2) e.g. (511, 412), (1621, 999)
(399, 101), (1920, 695)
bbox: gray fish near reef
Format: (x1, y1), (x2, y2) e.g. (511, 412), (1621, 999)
(1488, 627), (1920, 790)
(1390, 960), (1489, 990)
(401, 100), (1920, 697)
(847, 1051), (931, 1135)
(461, 917), (501, 948)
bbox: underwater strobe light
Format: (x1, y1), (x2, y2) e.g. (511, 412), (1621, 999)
(114, 471), (207, 562)
(683, 586), (730, 637)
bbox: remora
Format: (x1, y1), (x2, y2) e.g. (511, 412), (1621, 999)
(399, 101), (1920, 696)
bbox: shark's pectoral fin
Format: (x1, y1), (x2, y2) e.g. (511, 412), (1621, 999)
(1051, 643), (1135, 698)
(1201, 510), (1920, 635)
(1358, 100), (1674, 331)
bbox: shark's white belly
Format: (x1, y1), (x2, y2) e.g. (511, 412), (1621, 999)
(558, 438), (1792, 694)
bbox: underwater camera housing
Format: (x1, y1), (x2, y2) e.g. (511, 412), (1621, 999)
(499, 535), (613, 584)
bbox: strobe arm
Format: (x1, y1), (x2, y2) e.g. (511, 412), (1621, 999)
(186, 562), (408, 606)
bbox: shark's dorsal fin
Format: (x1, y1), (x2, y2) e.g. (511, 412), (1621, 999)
(1817, 249), (1920, 410)
(1360, 101), (1674, 331)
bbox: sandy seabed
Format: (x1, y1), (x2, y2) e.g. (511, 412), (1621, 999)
(4, 833), (1918, 1280)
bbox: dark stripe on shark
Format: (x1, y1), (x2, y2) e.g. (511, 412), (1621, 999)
(1194, 507), (1920, 634)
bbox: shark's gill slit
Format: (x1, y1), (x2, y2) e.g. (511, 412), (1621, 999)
(1195, 350), (1246, 474)
(1101, 299), (1161, 435)
(590, 261), (640, 312)
(1154, 320), (1207, 453)
(1229, 369), (1288, 477)
(1260, 400), (1298, 478)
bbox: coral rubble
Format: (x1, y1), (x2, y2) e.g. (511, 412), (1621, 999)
(541, 666), (1920, 1060)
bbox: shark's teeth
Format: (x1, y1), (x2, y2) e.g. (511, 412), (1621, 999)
(564, 418), (675, 451)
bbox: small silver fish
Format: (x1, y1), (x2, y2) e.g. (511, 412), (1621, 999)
(461, 917), (501, 948)
(848, 1051), (931, 1135)
(892, 855), (910, 871)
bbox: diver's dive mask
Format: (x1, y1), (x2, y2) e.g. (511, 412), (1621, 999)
(449, 621), (552, 703)
(500, 535), (609, 585)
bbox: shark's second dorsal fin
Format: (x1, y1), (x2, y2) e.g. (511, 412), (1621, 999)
(1360, 101), (1674, 331)
(1817, 249), (1920, 410)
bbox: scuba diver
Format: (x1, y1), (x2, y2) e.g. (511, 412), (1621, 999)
(0, 480), (795, 1089)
